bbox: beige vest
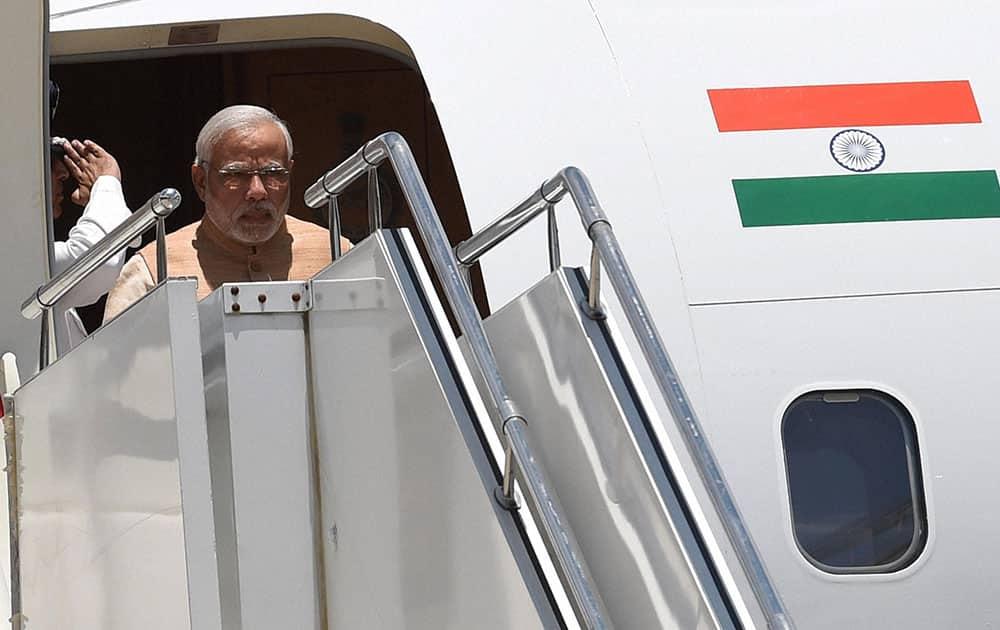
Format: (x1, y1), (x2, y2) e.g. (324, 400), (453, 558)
(138, 215), (337, 300)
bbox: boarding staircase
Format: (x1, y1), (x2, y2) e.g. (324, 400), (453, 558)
(0, 134), (792, 629)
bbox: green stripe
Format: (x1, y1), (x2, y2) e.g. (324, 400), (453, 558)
(734, 170), (1000, 227)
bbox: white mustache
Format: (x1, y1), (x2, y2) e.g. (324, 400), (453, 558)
(234, 201), (278, 220)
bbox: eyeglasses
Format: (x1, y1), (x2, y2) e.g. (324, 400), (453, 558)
(210, 165), (291, 191)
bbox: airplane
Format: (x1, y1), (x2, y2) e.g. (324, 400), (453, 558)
(1, 0), (997, 628)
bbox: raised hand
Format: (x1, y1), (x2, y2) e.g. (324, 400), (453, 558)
(62, 139), (121, 206)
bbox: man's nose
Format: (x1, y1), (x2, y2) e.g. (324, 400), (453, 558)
(245, 173), (268, 200)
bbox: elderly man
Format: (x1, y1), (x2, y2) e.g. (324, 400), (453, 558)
(104, 105), (349, 320)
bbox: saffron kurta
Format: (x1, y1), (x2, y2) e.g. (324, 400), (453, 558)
(103, 215), (347, 322)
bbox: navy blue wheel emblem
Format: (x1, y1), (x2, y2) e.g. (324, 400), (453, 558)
(830, 129), (885, 172)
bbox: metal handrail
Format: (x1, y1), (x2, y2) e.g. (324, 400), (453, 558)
(454, 167), (794, 630)
(305, 133), (612, 630)
(21, 188), (181, 368)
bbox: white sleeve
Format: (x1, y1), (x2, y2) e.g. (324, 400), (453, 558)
(51, 175), (137, 307)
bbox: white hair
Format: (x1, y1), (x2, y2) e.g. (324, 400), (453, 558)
(194, 105), (293, 165)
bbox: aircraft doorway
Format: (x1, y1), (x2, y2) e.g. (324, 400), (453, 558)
(51, 44), (487, 330)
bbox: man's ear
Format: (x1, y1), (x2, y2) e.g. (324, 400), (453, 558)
(191, 163), (207, 202)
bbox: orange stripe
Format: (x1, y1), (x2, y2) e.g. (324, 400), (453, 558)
(708, 81), (981, 132)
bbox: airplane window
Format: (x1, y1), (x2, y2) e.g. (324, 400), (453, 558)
(782, 390), (927, 573)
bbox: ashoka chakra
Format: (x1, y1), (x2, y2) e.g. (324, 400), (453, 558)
(830, 129), (885, 172)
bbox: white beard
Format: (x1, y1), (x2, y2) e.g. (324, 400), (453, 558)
(206, 197), (287, 245)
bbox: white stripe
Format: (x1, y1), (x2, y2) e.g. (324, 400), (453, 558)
(712, 122), (997, 180)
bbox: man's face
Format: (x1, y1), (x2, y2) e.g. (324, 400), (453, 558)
(51, 158), (69, 219)
(192, 122), (293, 245)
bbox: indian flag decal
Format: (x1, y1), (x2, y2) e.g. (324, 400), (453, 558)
(707, 81), (1000, 227)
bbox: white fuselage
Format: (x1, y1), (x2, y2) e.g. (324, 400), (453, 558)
(0, 1), (994, 627)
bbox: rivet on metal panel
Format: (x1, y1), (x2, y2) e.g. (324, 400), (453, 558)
(230, 286), (239, 296)
(232, 303), (241, 313)
(227, 281), (312, 313)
